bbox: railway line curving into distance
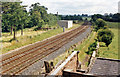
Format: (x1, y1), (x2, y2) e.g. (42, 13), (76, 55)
(0, 24), (91, 75)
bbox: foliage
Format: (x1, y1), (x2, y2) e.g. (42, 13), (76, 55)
(91, 13), (120, 22)
(48, 13), (58, 26)
(86, 41), (97, 55)
(2, 2), (29, 39)
(2, 2), (59, 33)
(93, 18), (107, 31)
(97, 29), (114, 47)
(2, 2), (28, 31)
(96, 18), (107, 28)
(2, 23), (81, 54)
(60, 14), (83, 21)
(29, 3), (45, 28)
(98, 22), (119, 59)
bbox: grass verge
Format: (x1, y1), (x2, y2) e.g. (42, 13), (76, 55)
(51, 29), (96, 69)
(1, 23), (83, 54)
(98, 22), (119, 59)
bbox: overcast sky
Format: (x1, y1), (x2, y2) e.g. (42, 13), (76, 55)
(21, 0), (120, 15)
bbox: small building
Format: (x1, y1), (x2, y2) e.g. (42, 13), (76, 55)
(58, 20), (73, 28)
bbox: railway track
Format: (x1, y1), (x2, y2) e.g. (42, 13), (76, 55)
(0, 25), (89, 75)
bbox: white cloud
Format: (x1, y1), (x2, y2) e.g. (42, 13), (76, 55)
(21, 0), (120, 15)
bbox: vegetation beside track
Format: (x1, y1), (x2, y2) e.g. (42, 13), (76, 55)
(98, 22), (119, 59)
(1, 22), (83, 54)
(74, 31), (96, 69)
(51, 27), (95, 68)
(50, 21), (119, 70)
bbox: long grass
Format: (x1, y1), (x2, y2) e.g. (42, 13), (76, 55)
(74, 31), (96, 68)
(1, 23), (83, 54)
(51, 30), (96, 68)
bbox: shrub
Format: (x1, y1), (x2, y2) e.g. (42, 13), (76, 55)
(86, 41), (97, 55)
(97, 29), (114, 47)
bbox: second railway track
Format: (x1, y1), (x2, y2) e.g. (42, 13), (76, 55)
(0, 25), (89, 75)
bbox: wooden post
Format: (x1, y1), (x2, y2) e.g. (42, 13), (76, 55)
(44, 61), (51, 73)
(76, 51), (79, 69)
(63, 27), (65, 32)
(50, 61), (54, 70)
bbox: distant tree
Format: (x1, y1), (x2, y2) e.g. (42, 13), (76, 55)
(60, 15), (82, 21)
(91, 13), (120, 22)
(97, 29), (114, 47)
(94, 18), (107, 31)
(48, 13), (58, 26)
(112, 13), (120, 22)
(96, 18), (106, 27)
(91, 14), (103, 22)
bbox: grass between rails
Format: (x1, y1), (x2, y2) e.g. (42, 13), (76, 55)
(1, 23), (83, 54)
(98, 22), (120, 59)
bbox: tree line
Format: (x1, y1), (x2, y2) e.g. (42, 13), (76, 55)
(1, 2), (59, 40)
(91, 13), (120, 22)
(59, 14), (83, 21)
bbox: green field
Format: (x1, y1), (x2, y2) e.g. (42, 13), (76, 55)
(1, 23), (83, 54)
(98, 22), (119, 59)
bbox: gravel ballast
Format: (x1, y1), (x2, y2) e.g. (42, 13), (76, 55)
(20, 26), (91, 75)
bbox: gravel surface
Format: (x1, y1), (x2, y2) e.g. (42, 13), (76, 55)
(20, 26), (91, 75)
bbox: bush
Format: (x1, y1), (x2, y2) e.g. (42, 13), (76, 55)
(97, 29), (114, 47)
(86, 41), (97, 55)
(93, 18), (108, 31)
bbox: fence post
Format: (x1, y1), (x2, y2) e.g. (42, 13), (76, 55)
(44, 61), (51, 73)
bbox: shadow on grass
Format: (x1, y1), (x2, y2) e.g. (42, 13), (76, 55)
(2, 38), (19, 42)
(100, 44), (106, 47)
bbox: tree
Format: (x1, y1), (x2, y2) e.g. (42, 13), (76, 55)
(48, 13), (58, 26)
(91, 13), (120, 22)
(2, 2), (27, 39)
(91, 14), (103, 22)
(29, 2), (48, 28)
(17, 7), (28, 35)
(31, 11), (44, 28)
(94, 18), (107, 31)
(96, 18), (106, 27)
(97, 29), (114, 47)
(2, 2), (12, 33)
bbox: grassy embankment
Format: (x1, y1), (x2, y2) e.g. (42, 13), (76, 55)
(50, 22), (119, 70)
(1, 22), (83, 54)
(98, 22), (119, 59)
(51, 26), (96, 68)
(73, 22), (119, 69)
